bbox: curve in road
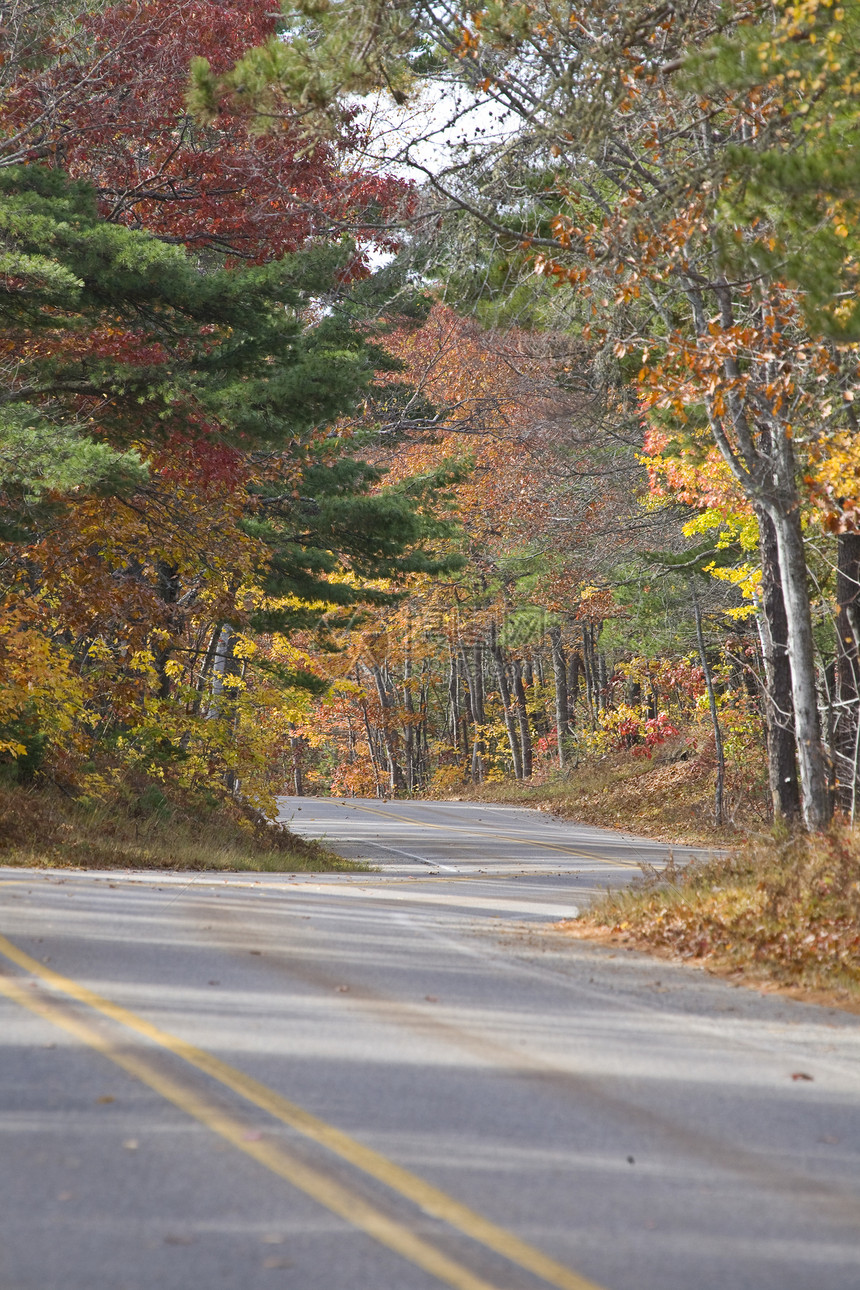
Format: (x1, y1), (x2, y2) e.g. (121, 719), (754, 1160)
(1, 799), (858, 1290)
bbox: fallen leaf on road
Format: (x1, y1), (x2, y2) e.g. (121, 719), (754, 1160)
(123, 1139), (139, 1150)
(263, 1256), (293, 1269)
(242, 1130), (262, 1141)
(791, 1072), (814, 1081)
(262, 1234), (285, 1245)
(335, 985), (350, 992)
(96, 1095), (115, 1104)
(425, 995), (438, 1002)
(57, 1191), (73, 1201)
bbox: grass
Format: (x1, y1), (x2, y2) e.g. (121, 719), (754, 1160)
(0, 780), (365, 873)
(564, 828), (860, 1008)
(447, 744), (763, 846)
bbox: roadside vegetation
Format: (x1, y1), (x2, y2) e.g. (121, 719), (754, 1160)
(0, 782), (358, 873)
(565, 830), (860, 1009)
(435, 729), (763, 848)
(450, 759), (738, 848)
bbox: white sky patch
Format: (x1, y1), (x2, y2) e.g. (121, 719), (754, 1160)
(351, 82), (520, 182)
(350, 84), (521, 269)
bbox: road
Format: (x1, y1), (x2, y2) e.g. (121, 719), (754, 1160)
(1, 797), (859, 1290)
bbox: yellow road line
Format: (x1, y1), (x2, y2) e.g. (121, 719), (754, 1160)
(0, 932), (605, 1290)
(327, 802), (642, 869)
(0, 972), (501, 1290)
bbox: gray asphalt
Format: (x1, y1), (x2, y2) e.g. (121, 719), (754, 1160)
(1, 798), (858, 1290)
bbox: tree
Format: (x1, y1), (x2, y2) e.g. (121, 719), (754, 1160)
(0, 162), (450, 795)
(0, 160), (373, 485)
(1, 0), (410, 263)
(200, 0), (860, 829)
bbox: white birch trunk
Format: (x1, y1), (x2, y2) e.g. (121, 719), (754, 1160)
(769, 506), (830, 830)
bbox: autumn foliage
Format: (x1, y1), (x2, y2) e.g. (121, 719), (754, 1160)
(1, 0), (410, 263)
(5, 0), (860, 862)
(0, 3), (430, 821)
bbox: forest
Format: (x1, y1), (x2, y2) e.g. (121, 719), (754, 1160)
(2, 0), (860, 878)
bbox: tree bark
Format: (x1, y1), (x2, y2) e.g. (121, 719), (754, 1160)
(447, 650), (461, 753)
(208, 624), (241, 793)
(692, 587), (726, 827)
(488, 623), (523, 779)
(460, 646), (484, 783)
(597, 649), (608, 712)
(473, 643), (485, 724)
(356, 666), (382, 796)
(208, 625), (238, 720)
(371, 664), (404, 795)
(568, 652), (581, 727)
(459, 646), (477, 723)
(153, 560), (180, 699)
(835, 531), (860, 818)
(190, 621), (223, 715)
(289, 725), (304, 796)
(549, 625), (570, 767)
(402, 645), (415, 795)
(581, 625), (595, 727)
(756, 507), (801, 821)
(770, 503), (831, 829)
(512, 658), (533, 778)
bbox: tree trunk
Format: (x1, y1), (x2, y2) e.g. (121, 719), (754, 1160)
(692, 587), (726, 827)
(208, 625), (241, 793)
(418, 662), (431, 786)
(549, 625), (570, 767)
(190, 621), (223, 715)
(153, 561), (180, 699)
(569, 652), (580, 726)
(756, 507), (801, 822)
(835, 531), (860, 818)
(470, 732), (484, 783)
(403, 645), (415, 795)
(512, 658), (533, 778)
(460, 646), (484, 783)
(473, 643), (485, 724)
(459, 646), (477, 723)
(356, 666), (382, 796)
(447, 650), (461, 753)
(371, 665), (404, 795)
(488, 623), (523, 779)
(597, 649), (608, 712)
(770, 503), (831, 830)
(289, 725), (304, 796)
(581, 626), (595, 727)
(208, 625), (238, 720)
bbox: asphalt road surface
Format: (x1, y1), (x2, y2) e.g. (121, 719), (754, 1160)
(1, 797), (859, 1290)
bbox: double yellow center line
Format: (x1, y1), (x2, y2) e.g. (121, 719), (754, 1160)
(0, 930), (606, 1290)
